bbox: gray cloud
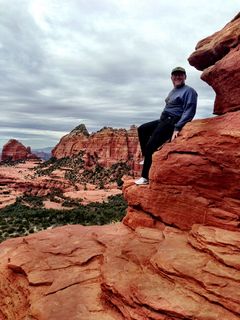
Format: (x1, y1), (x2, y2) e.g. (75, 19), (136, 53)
(0, 0), (239, 150)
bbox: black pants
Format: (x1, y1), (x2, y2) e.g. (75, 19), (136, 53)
(138, 112), (180, 179)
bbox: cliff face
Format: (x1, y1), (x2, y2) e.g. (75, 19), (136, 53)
(0, 14), (240, 320)
(1, 139), (38, 162)
(52, 124), (142, 173)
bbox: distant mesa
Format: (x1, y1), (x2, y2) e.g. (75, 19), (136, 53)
(32, 147), (52, 161)
(1, 139), (39, 162)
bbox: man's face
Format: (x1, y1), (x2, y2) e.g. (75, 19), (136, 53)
(171, 72), (186, 88)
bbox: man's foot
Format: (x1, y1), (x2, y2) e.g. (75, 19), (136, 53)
(135, 177), (149, 185)
(139, 159), (144, 165)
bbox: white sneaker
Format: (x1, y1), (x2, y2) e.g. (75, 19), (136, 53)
(135, 177), (149, 185)
(139, 159), (144, 165)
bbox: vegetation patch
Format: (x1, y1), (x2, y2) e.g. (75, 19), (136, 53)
(0, 194), (127, 243)
(0, 159), (27, 166)
(35, 153), (131, 187)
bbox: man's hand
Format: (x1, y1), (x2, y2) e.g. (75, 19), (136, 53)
(171, 130), (179, 141)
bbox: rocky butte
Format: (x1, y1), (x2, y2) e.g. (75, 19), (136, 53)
(1, 139), (38, 162)
(0, 14), (240, 320)
(52, 124), (142, 175)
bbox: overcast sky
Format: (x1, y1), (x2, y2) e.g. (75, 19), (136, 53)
(0, 0), (239, 150)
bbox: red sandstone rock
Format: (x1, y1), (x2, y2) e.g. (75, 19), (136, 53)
(201, 45), (240, 114)
(52, 124), (89, 158)
(188, 13), (240, 114)
(123, 112), (240, 232)
(1, 139), (39, 162)
(0, 223), (239, 319)
(52, 124), (142, 174)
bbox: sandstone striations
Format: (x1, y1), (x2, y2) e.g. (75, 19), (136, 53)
(0, 223), (239, 320)
(1, 139), (39, 162)
(52, 124), (142, 174)
(188, 13), (240, 115)
(123, 112), (240, 232)
(0, 14), (240, 320)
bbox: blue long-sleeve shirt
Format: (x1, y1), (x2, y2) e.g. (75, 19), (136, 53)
(163, 84), (198, 131)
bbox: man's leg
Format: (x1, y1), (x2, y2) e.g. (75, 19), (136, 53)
(141, 121), (174, 179)
(138, 120), (159, 157)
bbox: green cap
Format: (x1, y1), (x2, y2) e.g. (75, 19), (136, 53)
(171, 67), (186, 75)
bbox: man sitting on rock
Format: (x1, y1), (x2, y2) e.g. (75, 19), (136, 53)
(135, 67), (198, 185)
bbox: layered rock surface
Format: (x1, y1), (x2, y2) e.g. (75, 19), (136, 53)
(52, 124), (142, 174)
(1, 139), (38, 162)
(123, 112), (240, 232)
(0, 14), (240, 320)
(0, 223), (239, 320)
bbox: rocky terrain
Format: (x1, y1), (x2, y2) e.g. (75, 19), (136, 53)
(0, 13), (240, 320)
(0, 159), (123, 210)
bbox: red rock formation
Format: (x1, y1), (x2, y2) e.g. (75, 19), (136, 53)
(52, 124), (89, 158)
(188, 13), (240, 114)
(52, 124), (142, 174)
(123, 111), (240, 232)
(0, 223), (239, 319)
(0, 14), (240, 320)
(1, 139), (39, 162)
